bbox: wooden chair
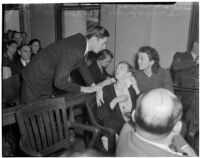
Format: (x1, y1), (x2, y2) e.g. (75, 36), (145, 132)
(16, 97), (100, 156)
(86, 94), (116, 155)
(2, 74), (22, 108)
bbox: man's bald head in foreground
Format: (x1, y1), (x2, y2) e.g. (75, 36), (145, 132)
(134, 88), (182, 136)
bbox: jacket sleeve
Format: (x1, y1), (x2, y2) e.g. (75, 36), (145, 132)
(163, 69), (174, 92)
(172, 52), (197, 72)
(53, 50), (81, 92)
(78, 60), (94, 86)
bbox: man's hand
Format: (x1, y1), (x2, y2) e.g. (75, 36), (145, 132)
(96, 88), (104, 107)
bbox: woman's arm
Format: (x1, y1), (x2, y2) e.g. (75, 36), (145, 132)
(126, 76), (140, 95)
(163, 69), (174, 92)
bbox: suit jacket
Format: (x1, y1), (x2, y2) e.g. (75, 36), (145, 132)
(10, 58), (24, 75)
(21, 33), (94, 104)
(87, 60), (110, 84)
(171, 52), (198, 87)
(116, 123), (185, 157)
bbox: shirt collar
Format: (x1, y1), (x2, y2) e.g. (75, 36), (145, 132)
(135, 132), (183, 156)
(191, 51), (198, 60)
(20, 58), (30, 66)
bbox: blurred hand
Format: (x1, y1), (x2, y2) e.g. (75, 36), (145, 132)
(96, 88), (104, 107)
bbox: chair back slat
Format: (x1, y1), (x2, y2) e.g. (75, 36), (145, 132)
(30, 116), (42, 151)
(55, 109), (64, 141)
(36, 113), (48, 149)
(24, 119), (37, 150)
(49, 109), (59, 144)
(43, 111), (53, 146)
(61, 108), (69, 139)
(16, 98), (71, 156)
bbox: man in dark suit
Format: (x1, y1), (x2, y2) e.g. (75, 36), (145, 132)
(21, 26), (109, 104)
(116, 88), (196, 157)
(171, 40), (199, 88)
(171, 41), (199, 113)
(11, 44), (32, 75)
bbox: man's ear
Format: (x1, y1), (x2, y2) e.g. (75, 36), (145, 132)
(172, 120), (182, 135)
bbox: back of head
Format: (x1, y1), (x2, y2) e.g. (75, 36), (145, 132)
(97, 49), (113, 61)
(86, 25), (109, 39)
(135, 88), (182, 135)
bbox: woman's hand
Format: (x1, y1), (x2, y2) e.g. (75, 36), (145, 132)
(110, 95), (128, 109)
(127, 76), (140, 94)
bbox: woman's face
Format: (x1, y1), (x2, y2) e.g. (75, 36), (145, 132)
(115, 63), (129, 80)
(137, 52), (154, 71)
(31, 41), (40, 53)
(7, 43), (17, 55)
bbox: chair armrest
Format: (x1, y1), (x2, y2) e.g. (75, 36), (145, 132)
(85, 97), (116, 153)
(19, 137), (42, 157)
(69, 121), (100, 148)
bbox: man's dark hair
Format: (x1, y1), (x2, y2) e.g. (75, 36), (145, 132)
(86, 26), (109, 39)
(97, 49), (113, 61)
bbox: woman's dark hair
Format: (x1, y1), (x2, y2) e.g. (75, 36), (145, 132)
(86, 26), (109, 39)
(118, 61), (135, 75)
(97, 49), (113, 61)
(29, 38), (41, 48)
(138, 46), (160, 73)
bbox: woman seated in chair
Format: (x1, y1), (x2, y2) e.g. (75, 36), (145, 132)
(97, 61), (140, 150)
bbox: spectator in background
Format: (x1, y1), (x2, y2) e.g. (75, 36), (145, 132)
(116, 88), (196, 157)
(21, 32), (28, 44)
(21, 26), (109, 104)
(29, 39), (41, 58)
(135, 46), (173, 93)
(88, 49), (113, 84)
(12, 31), (23, 48)
(3, 40), (18, 79)
(11, 44), (32, 75)
(3, 30), (14, 52)
(4, 30), (13, 41)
